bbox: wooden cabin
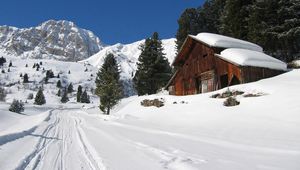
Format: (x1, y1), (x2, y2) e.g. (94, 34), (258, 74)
(167, 33), (287, 96)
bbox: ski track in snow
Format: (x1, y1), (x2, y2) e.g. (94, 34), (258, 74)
(0, 107), (299, 170)
(0, 109), (107, 170)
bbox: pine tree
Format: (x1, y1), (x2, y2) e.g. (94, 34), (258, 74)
(34, 87), (46, 105)
(25, 64), (28, 67)
(133, 32), (172, 95)
(61, 89), (69, 103)
(20, 73), (23, 77)
(57, 89), (61, 97)
(23, 73), (29, 83)
(220, 0), (254, 40)
(80, 90), (90, 103)
(56, 80), (62, 88)
(33, 63), (36, 68)
(9, 61), (12, 67)
(9, 99), (24, 113)
(0, 86), (6, 101)
(95, 53), (122, 115)
(68, 70), (71, 74)
(77, 85), (82, 102)
(175, 8), (203, 52)
(0, 56), (6, 66)
(67, 83), (74, 93)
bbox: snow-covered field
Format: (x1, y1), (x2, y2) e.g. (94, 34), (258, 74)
(0, 51), (299, 170)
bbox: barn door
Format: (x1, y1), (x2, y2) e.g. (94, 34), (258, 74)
(200, 70), (215, 93)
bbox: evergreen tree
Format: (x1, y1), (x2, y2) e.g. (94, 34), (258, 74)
(46, 70), (55, 79)
(1, 69), (5, 73)
(80, 90), (90, 103)
(7, 68), (10, 72)
(67, 83), (74, 93)
(23, 73), (29, 83)
(57, 74), (60, 78)
(175, 8), (203, 52)
(220, 0), (254, 40)
(61, 89), (69, 103)
(33, 63), (36, 68)
(34, 87), (46, 105)
(133, 32), (172, 95)
(25, 64), (28, 67)
(0, 56), (6, 66)
(68, 70), (71, 74)
(57, 89), (61, 97)
(95, 53), (122, 115)
(0, 86), (6, 101)
(77, 85), (83, 102)
(201, 0), (225, 34)
(9, 99), (24, 113)
(9, 61), (12, 67)
(20, 73), (23, 77)
(56, 80), (62, 88)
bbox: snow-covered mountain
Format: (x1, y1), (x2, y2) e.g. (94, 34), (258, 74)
(82, 38), (177, 79)
(0, 20), (104, 61)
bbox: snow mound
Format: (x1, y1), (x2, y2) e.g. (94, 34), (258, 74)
(190, 33), (263, 52)
(219, 48), (287, 70)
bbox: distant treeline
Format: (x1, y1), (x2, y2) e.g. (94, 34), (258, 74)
(176, 0), (300, 62)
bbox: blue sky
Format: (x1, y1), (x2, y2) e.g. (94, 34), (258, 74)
(0, 0), (203, 44)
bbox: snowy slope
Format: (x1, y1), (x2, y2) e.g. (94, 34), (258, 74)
(81, 38), (176, 79)
(0, 67), (299, 170)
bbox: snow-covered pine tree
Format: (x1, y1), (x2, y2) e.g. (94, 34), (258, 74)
(77, 85), (82, 102)
(61, 89), (69, 103)
(34, 87), (46, 105)
(0, 56), (6, 66)
(95, 53), (122, 115)
(9, 99), (24, 113)
(56, 80), (62, 88)
(67, 83), (74, 93)
(133, 32), (172, 95)
(57, 89), (61, 97)
(0, 86), (6, 101)
(80, 90), (90, 103)
(23, 73), (29, 83)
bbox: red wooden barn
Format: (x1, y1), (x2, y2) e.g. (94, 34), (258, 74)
(167, 33), (287, 96)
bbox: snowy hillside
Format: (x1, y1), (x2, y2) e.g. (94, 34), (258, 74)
(0, 65), (299, 169)
(0, 54), (97, 106)
(0, 20), (104, 61)
(82, 38), (176, 79)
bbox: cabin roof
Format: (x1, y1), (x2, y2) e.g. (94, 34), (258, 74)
(217, 48), (287, 71)
(190, 33), (263, 52)
(172, 33), (264, 66)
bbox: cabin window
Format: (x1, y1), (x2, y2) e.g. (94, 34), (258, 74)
(203, 53), (208, 58)
(201, 78), (213, 93)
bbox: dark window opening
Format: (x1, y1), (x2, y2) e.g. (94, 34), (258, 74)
(203, 54), (208, 58)
(229, 75), (240, 86)
(220, 74), (229, 88)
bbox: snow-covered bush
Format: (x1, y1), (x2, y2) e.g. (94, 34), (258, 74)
(9, 99), (25, 113)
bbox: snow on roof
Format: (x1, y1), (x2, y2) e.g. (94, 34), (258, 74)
(218, 48), (287, 71)
(190, 33), (263, 52)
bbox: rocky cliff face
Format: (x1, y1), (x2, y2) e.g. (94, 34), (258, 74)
(0, 20), (104, 61)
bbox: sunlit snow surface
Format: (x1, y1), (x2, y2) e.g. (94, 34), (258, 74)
(0, 49), (299, 169)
